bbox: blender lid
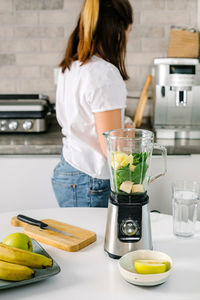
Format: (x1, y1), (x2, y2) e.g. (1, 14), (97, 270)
(103, 128), (154, 140)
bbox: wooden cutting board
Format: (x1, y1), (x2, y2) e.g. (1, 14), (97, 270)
(11, 216), (96, 252)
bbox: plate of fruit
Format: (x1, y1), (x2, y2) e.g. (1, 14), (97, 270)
(0, 233), (60, 290)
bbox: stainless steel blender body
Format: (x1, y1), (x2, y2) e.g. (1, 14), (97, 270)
(103, 129), (167, 258)
(104, 196), (152, 259)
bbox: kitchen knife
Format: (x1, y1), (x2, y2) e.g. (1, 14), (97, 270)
(17, 214), (73, 237)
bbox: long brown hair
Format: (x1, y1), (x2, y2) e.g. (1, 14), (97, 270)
(59, 0), (133, 80)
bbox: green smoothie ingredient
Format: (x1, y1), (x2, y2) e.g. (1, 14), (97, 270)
(111, 151), (149, 194)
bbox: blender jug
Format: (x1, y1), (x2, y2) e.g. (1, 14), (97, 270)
(103, 129), (167, 258)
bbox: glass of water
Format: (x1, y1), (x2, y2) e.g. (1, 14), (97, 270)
(172, 180), (200, 237)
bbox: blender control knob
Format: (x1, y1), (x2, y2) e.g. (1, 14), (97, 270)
(121, 219), (138, 236)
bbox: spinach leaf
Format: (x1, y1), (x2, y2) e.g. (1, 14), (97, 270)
(132, 152), (148, 165)
(115, 166), (131, 190)
(131, 162), (148, 184)
(114, 161), (148, 190)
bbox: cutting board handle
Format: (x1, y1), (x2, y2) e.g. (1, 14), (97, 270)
(11, 216), (26, 227)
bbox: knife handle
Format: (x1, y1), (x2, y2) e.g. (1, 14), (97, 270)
(17, 214), (48, 229)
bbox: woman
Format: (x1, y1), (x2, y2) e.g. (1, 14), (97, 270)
(52, 0), (133, 207)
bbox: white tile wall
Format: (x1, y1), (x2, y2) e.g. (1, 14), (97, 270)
(0, 0), (198, 105)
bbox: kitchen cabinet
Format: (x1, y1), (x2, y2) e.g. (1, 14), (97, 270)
(0, 155), (59, 212)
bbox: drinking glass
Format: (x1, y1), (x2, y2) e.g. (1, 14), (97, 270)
(172, 180), (200, 237)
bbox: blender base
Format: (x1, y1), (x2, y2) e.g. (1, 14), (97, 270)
(105, 250), (121, 259)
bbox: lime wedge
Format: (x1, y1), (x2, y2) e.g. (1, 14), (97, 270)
(134, 259), (169, 274)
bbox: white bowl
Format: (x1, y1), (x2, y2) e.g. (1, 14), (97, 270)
(118, 249), (173, 286)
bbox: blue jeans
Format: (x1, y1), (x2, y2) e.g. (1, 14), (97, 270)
(52, 155), (110, 207)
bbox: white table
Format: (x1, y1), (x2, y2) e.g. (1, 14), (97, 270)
(0, 208), (200, 300)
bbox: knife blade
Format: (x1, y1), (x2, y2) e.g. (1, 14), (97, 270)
(17, 214), (73, 237)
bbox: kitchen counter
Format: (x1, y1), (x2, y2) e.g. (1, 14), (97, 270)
(0, 116), (63, 155)
(0, 208), (200, 300)
(0, 116), (200, 155)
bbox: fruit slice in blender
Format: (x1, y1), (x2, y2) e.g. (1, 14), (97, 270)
(129, 164), (136, 171)
(111, 152), (133, 169)
(132, 184), (144, 193)
(119, 181), (133, 193)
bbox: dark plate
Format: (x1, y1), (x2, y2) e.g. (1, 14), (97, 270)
(0, 239), (61, 290)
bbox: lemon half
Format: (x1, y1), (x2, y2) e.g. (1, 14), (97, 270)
(134, 259), (169, 274)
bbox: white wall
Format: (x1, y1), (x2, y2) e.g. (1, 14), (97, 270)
(148, 155), (200, 219)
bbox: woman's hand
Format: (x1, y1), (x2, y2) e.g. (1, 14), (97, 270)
(124, 116), (135, 128)
(125, 123), (135, 128)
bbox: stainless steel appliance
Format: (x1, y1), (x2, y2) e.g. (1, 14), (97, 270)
(103, 129), (167, 259)
(0, 94), (53, 133)
(152, 58), (200, 139)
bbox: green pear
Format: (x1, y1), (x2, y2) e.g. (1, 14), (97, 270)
(2, 233), (33, 252)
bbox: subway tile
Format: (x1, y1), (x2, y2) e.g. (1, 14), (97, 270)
(132, 26), (165, 38)
(16, 53), (61, 65)
(15, 0), (64, 11)
(39, 26), (64, 38)
(141, 0), (165, 9)
(141, 10), (190, 25)
(130, 0), (142, 10)
(0, 40), (40, 53)
(0, 40), (14, 53)
(39, 10), (77, 24)
(15, 12), (38, 25)
(0, 13), (14, 24)
(0, 80), (16, 93)
(0, 0), (12, 12)
(0, 54), (16, 65)
(0, 66), (40, 78)
(0, 26), (13, 38)
(130, 0), (165, 10)
(14, 26), (64, 38)
(64, 0), (82, 11)
(126, 52), (165, 65)
(0, 0), (197, 103)
(38, 0), (64, 10)
(16, 78), (56, 93)
(16, 0), (64, 11)
(142, 38), (168, 52)
(0, 66), (18, 78)
(41, 39), (66, 52)
(166, 0), (197, 10)
(17, 66), (41, 78)
(40, 66), (55, 79)
(14, 26), (39, 38)
(64, 23), (77, 39)
(14, 39), (40, 52)
(127, 38), (141, 52)
(15, 0), (38, 10)
(46, 91), (56, 102)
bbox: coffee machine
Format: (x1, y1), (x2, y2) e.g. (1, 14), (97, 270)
(152, 58), (200, 139)
(103, 129), (167, 259)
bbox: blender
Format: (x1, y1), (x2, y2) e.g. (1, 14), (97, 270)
(103, 129), (167, 259)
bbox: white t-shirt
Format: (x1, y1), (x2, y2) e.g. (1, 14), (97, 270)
(56, 55), (127, 179)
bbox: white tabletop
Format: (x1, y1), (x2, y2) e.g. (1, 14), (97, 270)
(0, 208), (200, 300)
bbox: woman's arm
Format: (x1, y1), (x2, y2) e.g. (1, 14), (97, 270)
(94, 109), (121, 157)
